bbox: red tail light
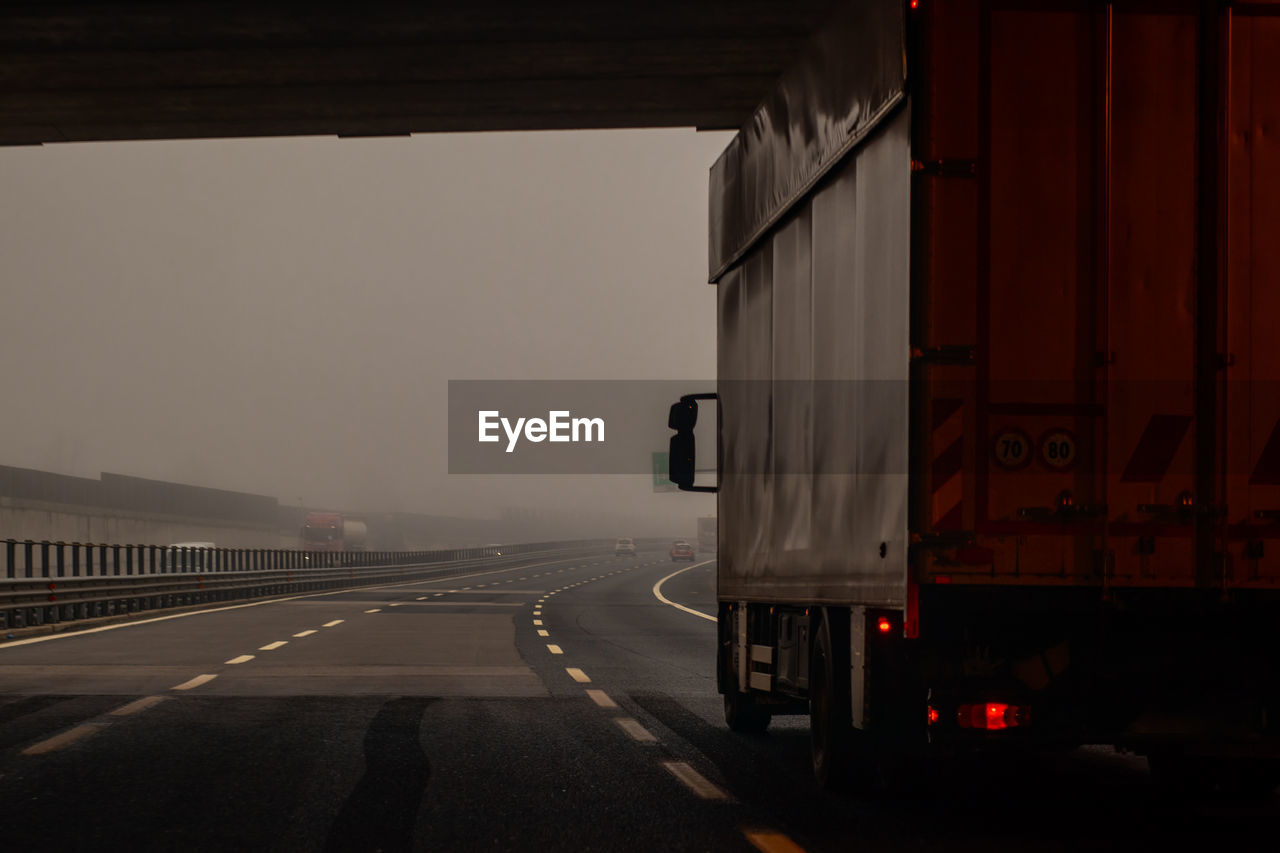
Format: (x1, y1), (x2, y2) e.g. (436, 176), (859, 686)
(956, 702), (1028, 730)
(927, 706), (940, 725)
(877, 616), (892, 634)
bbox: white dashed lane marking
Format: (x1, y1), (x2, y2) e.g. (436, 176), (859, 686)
(225, 655), (255, 664)
(323, 620), (344, 627)
(259, 641), (287, 651)
(172, 674), (218, 691)
(293, 630), (316, 638)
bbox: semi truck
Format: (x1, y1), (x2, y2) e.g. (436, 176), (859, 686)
(300, 512), (368, 552)
(669, 0), (1280, 792)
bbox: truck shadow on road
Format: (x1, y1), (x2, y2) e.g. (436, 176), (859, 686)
(323, 696), (434, 853)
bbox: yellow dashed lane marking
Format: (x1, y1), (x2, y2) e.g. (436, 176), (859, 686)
(546, 644), (563, 654)
(585, 689), (616, 708)
(323, 620), (344, 627)
(663, 761), (733, 801)
(259, 641), (287, 651)
(110, 695), (167, 716)
(614, 718), (657, 743)
(565, 668), (591, 683)
(225, 654), (255, 664)
(22, 724), (100, 755)
(172, 674), (218, 691)
(293, 630), (316, 638)
(744, 831), (807, 853)
(364, 608), (382, 613)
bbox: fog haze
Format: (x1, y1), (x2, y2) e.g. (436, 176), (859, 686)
(0, 129), (729, 532)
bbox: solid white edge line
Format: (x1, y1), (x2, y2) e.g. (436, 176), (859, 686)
(652, 561), (717, 623)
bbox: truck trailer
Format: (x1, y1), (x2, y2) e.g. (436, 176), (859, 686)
(669, 0), (1280, 791)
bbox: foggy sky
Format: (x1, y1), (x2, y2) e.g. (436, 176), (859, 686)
(0, 129), (728, 532)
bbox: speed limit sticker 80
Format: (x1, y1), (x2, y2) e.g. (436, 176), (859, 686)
(1038, 429), (1077, 470)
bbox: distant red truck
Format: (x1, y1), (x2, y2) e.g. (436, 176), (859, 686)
(300, 512), (368, 552)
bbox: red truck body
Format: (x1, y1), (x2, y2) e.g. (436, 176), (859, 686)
(696, 0), (1280, 790)
(300, 512), (368, 552)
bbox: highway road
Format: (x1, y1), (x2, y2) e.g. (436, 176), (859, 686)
(0, 547), (1277, 851)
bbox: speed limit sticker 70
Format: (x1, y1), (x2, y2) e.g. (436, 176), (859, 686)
(1039, 430), (1077, 470)
(992, 429), (1033, 470)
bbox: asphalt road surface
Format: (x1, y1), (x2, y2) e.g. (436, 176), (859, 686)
(0, 547), (1276, 851)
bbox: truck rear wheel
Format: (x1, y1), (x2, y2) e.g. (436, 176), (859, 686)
(724, 670), (771, 733)
(810, 609), (853, 788)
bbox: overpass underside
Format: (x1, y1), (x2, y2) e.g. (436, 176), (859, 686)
(0, 1), (837, 145)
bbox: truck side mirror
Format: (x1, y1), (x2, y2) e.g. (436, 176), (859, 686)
(667, 393), (717, 493)
(669, 399), (698, 432)
(669, 432), (696, 488)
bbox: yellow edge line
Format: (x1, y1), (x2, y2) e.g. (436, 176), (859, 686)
(652, 561), (717, 623)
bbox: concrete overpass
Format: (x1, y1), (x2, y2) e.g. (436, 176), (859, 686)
(0, 1), (837, 145)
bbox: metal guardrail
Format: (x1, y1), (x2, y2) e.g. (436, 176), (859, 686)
(1, 539), (610, 633)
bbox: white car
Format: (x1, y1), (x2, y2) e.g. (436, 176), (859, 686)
(615, 537), (637, 557)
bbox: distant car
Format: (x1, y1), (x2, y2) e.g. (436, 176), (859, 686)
(670, 540), (696, 562)
(615, 538), (637, 557)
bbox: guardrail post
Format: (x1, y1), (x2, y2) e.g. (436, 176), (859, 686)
(56, 542), (65, 578)
(23, 540), (34, 578)
(39, 540), (50, 578)
(111, 544), (121, 576)
(4, 539), (12, 580)
(125, 544), (134, 576)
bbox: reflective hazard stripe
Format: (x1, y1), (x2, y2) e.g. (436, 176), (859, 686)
(1120, 414), (1191, 483)
(932, 398), (964, 530)
(1250, 419), (1280, 485)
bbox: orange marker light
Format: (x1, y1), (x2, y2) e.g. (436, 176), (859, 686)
(877, 617), (892, 634)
